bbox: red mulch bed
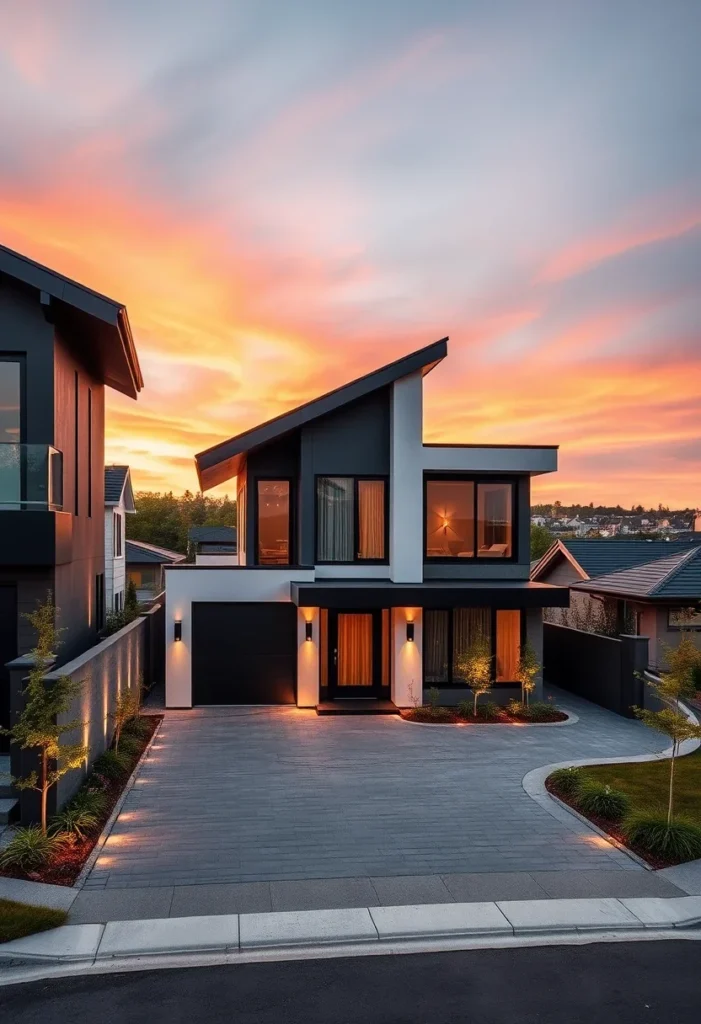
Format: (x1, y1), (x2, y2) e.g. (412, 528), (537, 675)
(544, 777), (671, 869)
(401, 707), (567, 725)
(0, 715), (161, 887)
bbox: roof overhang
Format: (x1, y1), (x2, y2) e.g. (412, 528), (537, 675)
(0, 244), (143, 399)
(290, 579), (570, 610)
(195, 337), (448, 491)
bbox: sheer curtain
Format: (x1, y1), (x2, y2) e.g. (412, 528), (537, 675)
(496, 610), (520, 681)
(358, 480), (384, 559)
(452, 608), (491, 681)
(317, 477), (353, 560)
(424, 610), (449, 682)
(338, 613), (373, 686)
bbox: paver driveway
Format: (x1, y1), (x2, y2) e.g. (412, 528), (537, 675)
(85, 690), (669, 889)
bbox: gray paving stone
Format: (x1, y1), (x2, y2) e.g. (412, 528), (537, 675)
(371, 875), (453, 906)
(68, 887), (174, 924)
(270, 877), (379, 911)
(442, 872), (550, 902)
(169, 882), (272, 917)
(531, 870), (685, 900)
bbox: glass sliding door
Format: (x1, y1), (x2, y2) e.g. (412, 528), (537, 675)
(317, 477), (354, 561)
(0, 359), (22, 507)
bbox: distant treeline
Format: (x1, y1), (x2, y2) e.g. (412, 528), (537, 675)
(531, 503), (695, 518)
(126, 491), (236, 555)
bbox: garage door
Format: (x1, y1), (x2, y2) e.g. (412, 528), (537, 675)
(191, 602), (297, 705)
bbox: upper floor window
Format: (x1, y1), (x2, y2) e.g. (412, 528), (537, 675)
(316, 476), (387, 563)
(256, 480), (291, 564)
(0, 359), (21, 442)
(425, 477), (514, 560)
(113, 511), (122, 556)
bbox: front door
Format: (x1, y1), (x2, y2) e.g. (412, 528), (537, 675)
(328, 609), (382, 698)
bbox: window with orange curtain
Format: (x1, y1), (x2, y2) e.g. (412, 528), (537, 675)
(358, 480), (385, 559)
(496, 610), (521, 681)
(337, 613), (373, 686)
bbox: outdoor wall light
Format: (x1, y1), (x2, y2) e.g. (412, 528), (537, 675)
(174, 620), (182, 642)
(406, 622), (415, 642)
(305, 621), (313, 641)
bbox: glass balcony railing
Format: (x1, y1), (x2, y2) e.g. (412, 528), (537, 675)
(0, 444), (64, 511)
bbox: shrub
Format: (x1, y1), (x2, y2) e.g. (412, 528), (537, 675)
(549, 766), (585, 796)
(478, 702), (501, 721)
(70, 789), (109, 817)
(118, 734), (143, 758)
(93, 749), (131, 781)
(623, 812), (701, 861)
(507, 699), (528, 718)
(50, 806), (99, 840)
(0, 826), (73, 871)
(576, 781), (630, 821)
(426, 687), (441, 710)
(456, 700), (473, 719)
(527, 701), (560, 721)
(122, 716), (151, 739)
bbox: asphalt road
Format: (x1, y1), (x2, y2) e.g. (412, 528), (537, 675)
(2, 941), (700, 1023)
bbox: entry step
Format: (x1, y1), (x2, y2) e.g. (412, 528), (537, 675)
(0, 798), (18, 825)
(316, 700), (400, 716)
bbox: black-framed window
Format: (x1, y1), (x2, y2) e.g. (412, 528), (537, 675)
(424, 607), (523, 685)
(95, 573), (105, 631)
(316, 476), (388, 563)
(668, 607), (701, 630)
(425, 476), (515, 560)
(0, 356), (24, 509)
(256, 479), (291, 564)
(113, 511), (122, 556)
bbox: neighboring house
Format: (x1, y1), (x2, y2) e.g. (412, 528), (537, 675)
(104, 465), (135, 613)
(126, 539), (186, 602)
(532, 538), (701, 669)
(188, 525), (237, 564)
(0, 243), (142, 747)
(165, 338), (568, 711)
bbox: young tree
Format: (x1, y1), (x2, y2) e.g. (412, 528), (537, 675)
(515, 641), (540, 706)
(2, 596), (89, 833)
(125, 577), (139, 615)
(530, 523), (554, 560)
(455, 631), (492, 717)
(110, 688), (142, 752)
(635, 633), (701, 825)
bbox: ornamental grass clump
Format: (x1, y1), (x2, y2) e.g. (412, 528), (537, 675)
(93, 748), (131, 782)
(576, 780), (630, 821)
(549, 766), (585, 796)
(0, 825), (73, 871)
(623, 812), (701, 862)
(49, 806), (100, 841)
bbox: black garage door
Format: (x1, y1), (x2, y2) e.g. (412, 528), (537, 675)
(192, 602), (297, 705)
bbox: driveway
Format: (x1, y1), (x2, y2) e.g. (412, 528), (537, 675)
(83, 689), (671, 891)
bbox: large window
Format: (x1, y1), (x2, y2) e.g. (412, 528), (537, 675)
(425, 478), (514, 559)
(113, 511), (122, 556)
(424, 608), (522, 684)
(0, 359), (21, 442)
(316, 476), (387, 562)
(256, 480), (291, 564)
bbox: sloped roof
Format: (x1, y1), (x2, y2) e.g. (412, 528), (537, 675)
(573, 546), (701, 601)
(104, 466), (134, 508)
(195, 337), (448, 490)
(125, 539), (186, 564)
(532, 537), (701, 582)
(0, 243), (143, 398)
(188, 525), (237, 544)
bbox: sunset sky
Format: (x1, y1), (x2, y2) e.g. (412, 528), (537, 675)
(1, 0), (699, 506)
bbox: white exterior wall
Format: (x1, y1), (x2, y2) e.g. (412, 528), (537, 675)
(195, 553), (238, 565)
(104, 505), (126, 612)
(391, 606), (423, 707)
(297, 607), (320, 706)
(165, 567), (316, 707)
(390, 372), (424, 583)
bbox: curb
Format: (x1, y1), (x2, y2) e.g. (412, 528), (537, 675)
(397, 709), (579, 729)
(1, 896), (700, 968)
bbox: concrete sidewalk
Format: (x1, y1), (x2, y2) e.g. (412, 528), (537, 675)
(2, 896), (701, 969)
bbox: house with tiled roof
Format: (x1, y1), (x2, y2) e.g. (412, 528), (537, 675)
(104, 466), (135, 613)
(126, 539), (185, 602)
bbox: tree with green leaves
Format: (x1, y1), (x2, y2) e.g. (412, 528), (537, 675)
(1, 596), (89, 833)
(455, 631), (492, 717)
(635, 632), (701, 826)
(124, 577), (139, 615)
(530, 523), (554, 560)
(110, 687), (142, 753)
(515, 641), (540, 706)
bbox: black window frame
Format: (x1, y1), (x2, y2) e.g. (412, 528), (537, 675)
(423, 473), (518, 563)
(95, 573), (105, 632)
(423, 607), (525, 687)
(113, 510), (122, 557)
(314, 474), (390, 565)
(254, 477), (294, 566)
(0, 353), (25, 443)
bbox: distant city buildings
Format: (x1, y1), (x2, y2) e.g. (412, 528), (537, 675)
(531, 509), (699, 540)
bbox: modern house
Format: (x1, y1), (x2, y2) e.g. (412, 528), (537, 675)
(532, 538), (701, 669)
(126, 539), (185, 602)
(165, 338), (567, 711)
(0, 243), (143, 746)
(104, 465), (135, 613)
(188, 525), (237, 563)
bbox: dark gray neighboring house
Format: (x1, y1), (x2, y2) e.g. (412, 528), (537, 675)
(0, 243), (143, 748)
(126, 539), (186, 602)
(188, 525), (237, 560)
(165, 338), (567, 712)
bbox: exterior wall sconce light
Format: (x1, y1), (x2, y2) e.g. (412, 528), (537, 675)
(305, 621), (313, 641)
(406, 622), (415, 642)
(174, 620), (182, 642)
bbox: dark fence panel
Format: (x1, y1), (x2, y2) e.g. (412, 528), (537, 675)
(544, 623), (649, 718)
(142, 596), (165, 688)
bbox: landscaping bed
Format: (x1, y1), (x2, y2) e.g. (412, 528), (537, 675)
(546, 749), (701, 868)
(0, 714), (160, 887)
(0, 899), (68, 944)
(402, 700), (567, 725)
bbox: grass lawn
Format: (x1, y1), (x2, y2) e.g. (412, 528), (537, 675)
(0, 899), (67, 944)
(584, 748), (701, 825)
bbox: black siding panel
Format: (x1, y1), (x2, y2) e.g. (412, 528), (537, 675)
(192, 602), (297, 704)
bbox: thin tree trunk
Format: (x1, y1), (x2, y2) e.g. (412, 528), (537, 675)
(667, 742), (677, 826)
(41, 749), (48, 834)
(474, 692), (478, 717)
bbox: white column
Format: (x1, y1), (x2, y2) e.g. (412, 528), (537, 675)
(390, 372), (424, 582)
(297, 607), (320, 707)
(391, 607), (423, 707)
